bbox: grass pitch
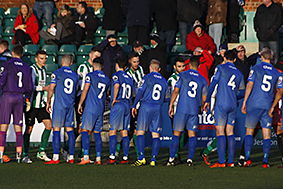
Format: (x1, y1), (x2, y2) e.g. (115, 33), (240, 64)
(0, 147), (282, 189)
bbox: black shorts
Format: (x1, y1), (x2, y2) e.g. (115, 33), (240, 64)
(25, 107), (51, 126)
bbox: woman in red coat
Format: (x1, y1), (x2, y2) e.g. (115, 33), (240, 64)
(186, 20), (216, 54)
(13, 3), (39, 45)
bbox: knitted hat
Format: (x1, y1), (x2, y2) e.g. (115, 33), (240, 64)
(193, 20), (203, 30)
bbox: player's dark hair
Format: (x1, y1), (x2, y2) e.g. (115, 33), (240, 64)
(261, 49), (273, 60)
(93, 57), (102, 65)
(189, 55), (200, 68)
(79, 1), (88, 10)
(36, 50), (47, 57)
(116, 56), (127, 69)
(0, 40), (9, 49)
(175, 56), (186, 65)
(12, 45), (23, 57)
(91, 46), (101, 53)
(224, 50), (236, 61)
(128, 52), (139, 60)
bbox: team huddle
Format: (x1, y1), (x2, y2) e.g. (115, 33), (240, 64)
(0, 44), (281, 168)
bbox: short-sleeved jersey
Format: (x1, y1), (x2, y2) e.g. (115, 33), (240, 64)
(247, 61), (279, 110)
(51, 66), (79, 108)
(0, 58), (33, 98)
(133, 72), (168, 107)
(175, 69), (208, 115)
(206, 62), (245, 110)
(111, 70), (134, 104)
(85, 70), (110, 113)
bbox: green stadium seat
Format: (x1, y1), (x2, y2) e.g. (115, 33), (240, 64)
(3, 36), (13, 49)
(22, 55), (36, 66)
(46, 74), (51, 84)
(4, 18), (15, 27)
(3, 26), (14, 37)
(77, 45), (93, 55)
(4, 7), (19, 19)
(95, 8), (105, 19)
(95, 27), (106, 37)
(70, 63), (78, 72)
(46, 55), (56, 64)
(118, 28), (128, 37)
(0, 26), (3, 37)
(58, 44), (77, 55)
(94, 37), (105, 45)
(42, 45), (58, 56)
(45, 63), (59, 74)
(118, 37), (128, 45)
(23, 44), (39, 56)
(171, 45), (187, 53)
(76, 55), (89, 65)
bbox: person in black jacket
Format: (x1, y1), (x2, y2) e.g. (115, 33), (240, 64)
(254, 0), (282, 63)
(153, 0), (177, 52)
(102, 0), (125, 36)
(40, 5), (75, 45)
(132, 40), (150, 74)
(0, 40), (12, 65)
(123, 0), (152, 45)
(74, 1), (98, 45)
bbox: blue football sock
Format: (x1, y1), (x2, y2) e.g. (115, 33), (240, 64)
(188, 136), (197, 160)
(217, 135), (226, 164)
(109, 135), (117, 157)
(137, 135), (145, 160)
(52, 131), (60, 155)
(81, 132), (89, 155)
(151, 138), (160, 162)
(227, 135), (235, 163)
(263, 139), (271, 163)
(122, 136), (130, 157)
(94, 133), (102, 157)
(170, 135), (180, 158)
(244, 135), (253, 160)
(67, 131), (75, 156)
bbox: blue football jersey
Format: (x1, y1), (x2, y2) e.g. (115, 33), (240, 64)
(85, 70), (110, 112)
(111, 70), (134, 104)
(206, 62), (245, 110)
(133, 72), (168, 107)
(247, 61), (279, 110)
(51, 66), (79, 108)
(175, 69), (208, 115)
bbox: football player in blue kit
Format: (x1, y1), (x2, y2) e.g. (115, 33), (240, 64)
(242, 49), (279, 168)
(131, 59), (168, 167)
(77, 58), (110, 165)
(204, 50), (245, 168)
(45, 55), (79, 164)
(107, 57), (134, 164)
(166, 56), (208, 166)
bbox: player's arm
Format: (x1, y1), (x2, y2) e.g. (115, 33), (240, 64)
(112, 83), (120, 106)
(241, 81), (254, 114)
(78, 83), (90, 114)
(201, 84), (208, 111)
(204, 68), (220, 111)
(237, 75), (246, 100)
(131, 80), (146, 118)
(269, 88), (283, 117)
(168, 87), (180, 118)
(0, 63), (8, 89)
(46, 83), (56, 114)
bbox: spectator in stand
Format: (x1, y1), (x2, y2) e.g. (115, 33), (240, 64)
(97, 34), (124, 78)
(40, 5), (75, 45)
(153, 0), (177, 52)
(209, 44), (227, 79)
(13, 3), (39, 46)
(148, 34), (169, 78)
(186, 20), (217, 54)
(33, 0), (56, 28)
(206, 0), (227, 51)
(227, 0), (244, 43)
(102, 0), (124, 37)
(132, 40), (150, 74)
(176, 0), (204, 45)
(0, 40), (12, 65)
(233, 45), (256, 83)
(184, 47), (214, 84)
(254, 0), (282, 63)
(74, 1), (98, 45)
(124, 0), (152, 45)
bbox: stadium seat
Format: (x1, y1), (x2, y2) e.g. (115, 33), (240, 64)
(3, 18), (15, 27)
(45, 63), (59, 74)
(0, 8), (4, 19)
(95, 27), (106, 37)
(95, 8), (105, 19)
(77, 45), (93, 55)
(41, 45), (58, 56)
(3, 36), (13, 49)
(118, 37), (128, 45)
(58, 44), (77, 55)
(46, 74), (51, 84)
(4, 7), (19, 19)
(76, 55), (89, 65)
(118, 28), (128, 37)
(0, 26), (3, 37)
(2, 26), (14, 37)
(171, 45), (187, 53)
(94, 37), (105, 45)
(46, 55), (56, 64)
(22, 55), (36, 66)
(23, 44), (39, 56)
(70, 63), (78, 72)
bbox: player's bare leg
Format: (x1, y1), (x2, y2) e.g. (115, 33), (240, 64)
(36, 119), (52, 161)
(132, 130), (146, 166)
(261, 128), (271, 168)
(210, 125), (226, 168)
